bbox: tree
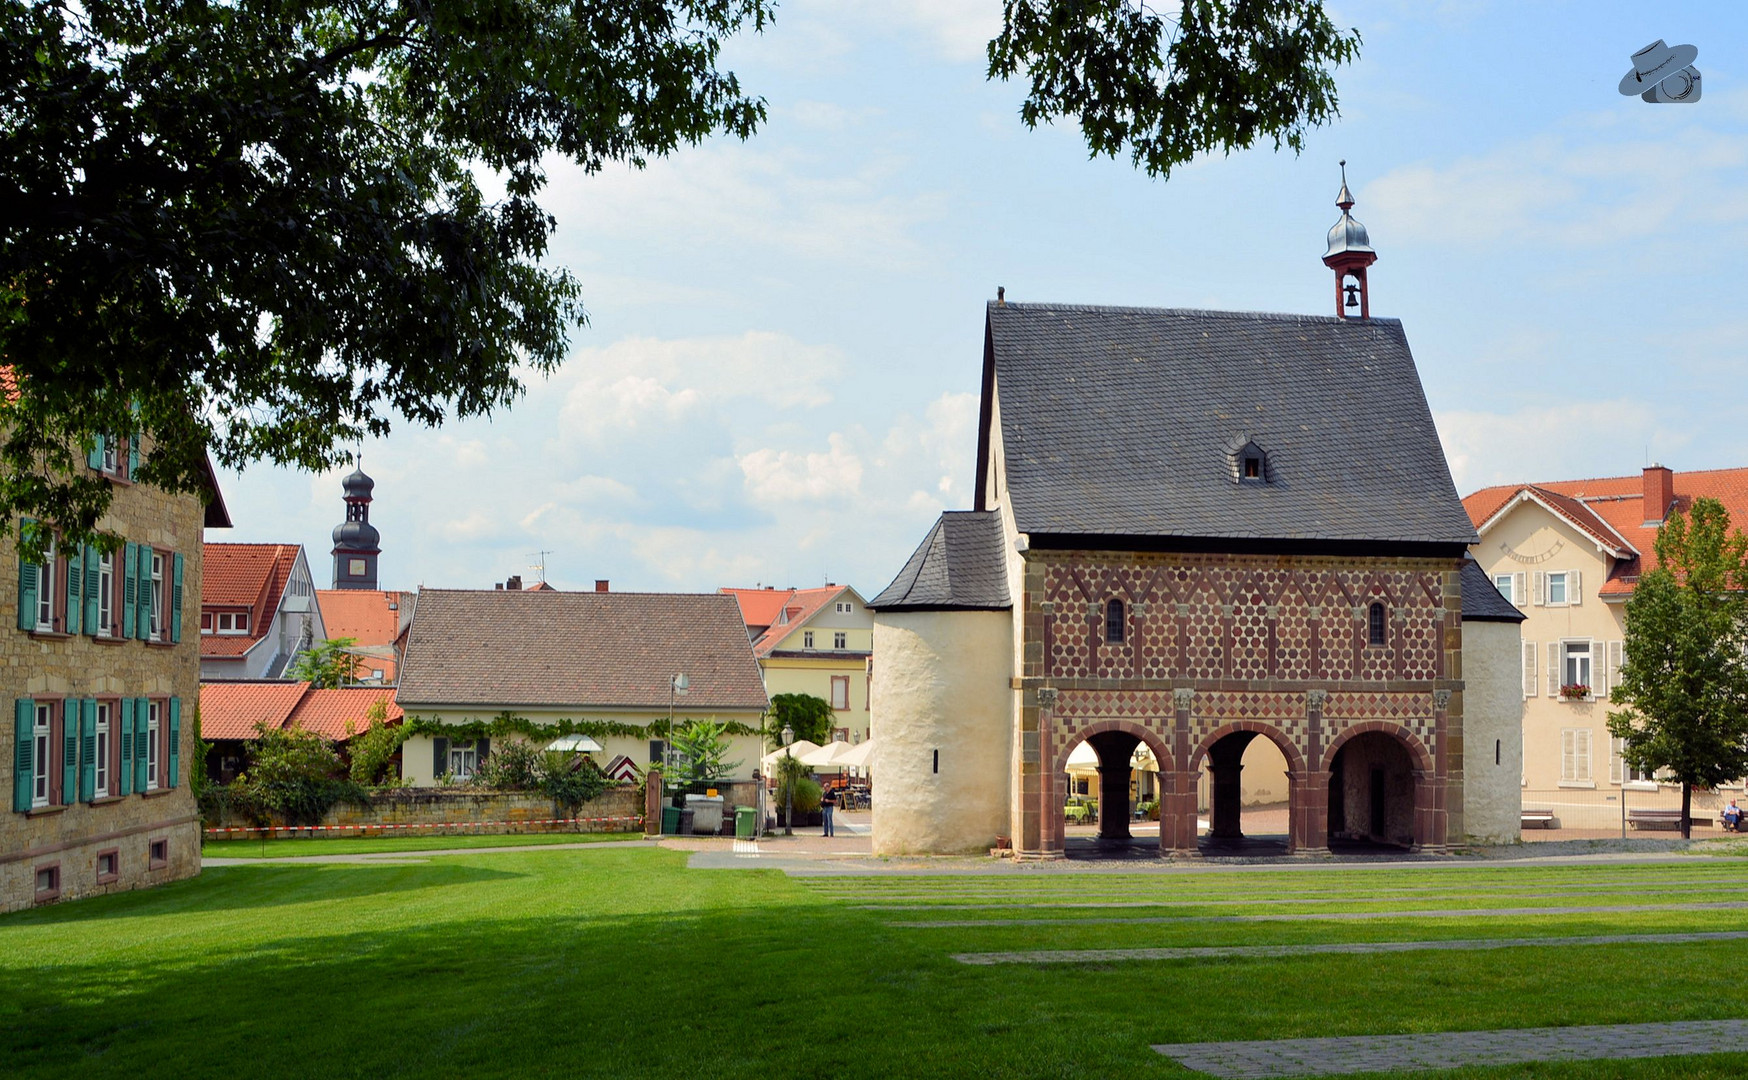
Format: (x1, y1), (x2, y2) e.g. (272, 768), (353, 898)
(663, 719), (742, 790)
(2, 0), (772, 554)
(1608, 497), (1748, 839)
(288, 637), (361, 688)
(763, 692), (833, 751)
(989, 0), (1361, 178)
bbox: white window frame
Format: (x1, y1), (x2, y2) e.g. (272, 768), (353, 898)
(1560, 727), (1593, 787)
(1493, 574), (1514, 604)
(1610, 736), (1657, 790)
(97, 550), (114, 637)
(450, 742), (478, 780)
(833, 631), (847, 649)
(1546, 571), (1568, 606)
(35, 541), (56, 632)
(1562, 640), (1593, 698)
(149, 551), (165, 640)
(803, 630), (814, 649)
(31, 703), (52, 808)
(215, 611), (249, 635)
(101, 438), (118, 475)
(94, 703), (110, 798)
(146, 701), (161, 791)
(830, 676), (850, 711)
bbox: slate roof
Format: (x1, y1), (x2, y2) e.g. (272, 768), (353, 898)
(396, 589), (769, 711)
(980, 303), (1477, 548)
(870, 510), (1011, 611)
(1459, 558), (1525, 623)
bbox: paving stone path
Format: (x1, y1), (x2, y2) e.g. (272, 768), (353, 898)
(1153, 1018), (1748, 1077)
(891, 899), (1748, 928)
(857, 884), (1748, 911)
(952, 929), (1748, 965)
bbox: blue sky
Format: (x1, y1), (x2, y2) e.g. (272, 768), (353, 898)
(211, 2), (1748, 597)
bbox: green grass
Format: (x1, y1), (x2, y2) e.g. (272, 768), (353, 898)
(3, 852), (1747, 1079)
(200, 830), (644, 859)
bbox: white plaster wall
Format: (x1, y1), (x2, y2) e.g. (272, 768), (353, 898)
(871, 610), (1013, 854)
(1462, 619), (1524, 844)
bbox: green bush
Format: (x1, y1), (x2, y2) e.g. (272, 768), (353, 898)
(472, 738), (544, 791)
(470, 740), (616, 810)
(226, 724), (367, 825)
(348, 706), (408, 785)
(790, 777), (822, 815)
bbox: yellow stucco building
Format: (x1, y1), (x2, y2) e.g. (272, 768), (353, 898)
(721, 586), (872, 743)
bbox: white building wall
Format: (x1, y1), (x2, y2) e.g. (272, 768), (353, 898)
(1462, 619), (1524, 844)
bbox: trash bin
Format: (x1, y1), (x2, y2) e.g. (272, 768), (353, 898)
(661, 806), (681, 835)
(677, 808), (695, 836)
(735, 806), (756, 839)
(686, 794), (724, 835)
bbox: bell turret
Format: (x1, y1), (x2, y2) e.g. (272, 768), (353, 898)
(1321, 161), (1378, 319)
(331, 461), (380, 590)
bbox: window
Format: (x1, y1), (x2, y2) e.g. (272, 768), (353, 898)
(101, 437), (118, 475)
(94, 703), (110, 799)
(201, 612), (213, 634)
(1242, 455), (1262, 479)
(145, 701), (160, 791)
(213, 611), (248, 634)
(31, 703), (53, 808)
(1106, 599), (1126, 644)
(1367, 602), (1387, 647)
(34, 864), (60, 898)
(1493, 574), (1513, 604)
(1563, 641), (1592, 695)
(96, 851), (118, 882)
(1561, 728), (1593, 784)
(1611, 736), (1655, 786)
(349, 558), (366, 576)
(803, 631), (815, 649)
(97, 551), (114, 637)
(1546, 571), (1568, 606)
(149, 839), (168, 869)
(449, 741), (478, 780)
(35, 540), (56, 632)
(149, 552), (164, 640)
(833, 631), (847, 650)
(830, 676), (850, 711)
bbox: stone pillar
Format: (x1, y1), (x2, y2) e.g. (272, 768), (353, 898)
(1088, 729), (1140, 842)
(1205, 733), (1252, 840)
(1167, 688), (1198, 853)
(644, 766), (663, 837)
(1033, 687), (1061, 858)
(1295, 690), (1331, 855)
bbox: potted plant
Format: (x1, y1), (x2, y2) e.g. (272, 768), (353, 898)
(1559, 683), (1591, 701)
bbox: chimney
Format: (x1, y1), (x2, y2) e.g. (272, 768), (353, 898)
(595, 579), (610, 593)
(494, 583), (503, 590)
(1643, 464), (1675, 525)
(505, 574), (521, 591)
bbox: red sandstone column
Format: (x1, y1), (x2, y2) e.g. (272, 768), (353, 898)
(644, 766), (663, 837)
(1169, 688), (1199, 853)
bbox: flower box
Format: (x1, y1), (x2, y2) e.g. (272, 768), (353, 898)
(1559, 683), (1591, 701)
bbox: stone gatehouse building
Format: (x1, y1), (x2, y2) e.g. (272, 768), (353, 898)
(870, 285), (1524, 856)
(2, 431), (227, 911)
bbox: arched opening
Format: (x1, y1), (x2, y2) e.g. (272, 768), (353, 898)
(1328, 731), (1418, 850)
(1055, 725), (1171, 858)
(1196, 729), (1294, 855)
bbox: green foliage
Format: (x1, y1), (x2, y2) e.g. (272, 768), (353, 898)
(988, 0), (1361, 179)
(347, 703), (408, 785)
(404, 710), (757, 743)
(469, 739), (616, 809)
(764, 692), (833, 750)
(771, 750), (812, 821)
(1, 0), (773, 556)
(473, 738), (545, 791)
(539, 752), (614, 810)
(226, 724), (368, 826)
(288, 638), (362, 688)
(663, 720), (743, 790)
(1609, 497), (1748, 837)
(787, 777), (822, 817)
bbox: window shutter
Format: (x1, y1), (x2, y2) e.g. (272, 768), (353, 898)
(118, 699), (134, 797)
(1594, 639), (1609, 698)
(1610, 736), (1624, 785)
(1570, 569), (1582, 606)
(167, 698), (180, 789)
(61, 708), (77, 806)
(127, 437), (139, 482)
(171, 554), (184, 644)
(477, 737), (490, 763)
(87, 435), (105, 472)
(134, 545), (152, 640)
(433, 737), (449, 777)
(122, 542), (138, 639)
(79, 699), (96, 802)
(1513, 572), (1527, 608)
(13, 700), (32, 812)
(82, 544), (99, 636)
(1561, 730), (1575, 781)
(1577, 729), (1592, 781)
(1533, 571), (1545, 606)
(1548, 642), (1560, 695)
(133, 699), (149, 793)
(64, 546), (82, 636)
(17, 519), (38, 631)
(1609, 641), (1625, 686)
(1522, 642), (1538, 698)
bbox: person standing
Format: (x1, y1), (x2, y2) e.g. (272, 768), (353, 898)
(821, 785), (838, 838)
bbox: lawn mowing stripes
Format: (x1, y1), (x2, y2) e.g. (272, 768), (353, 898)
(889, 899), (1748, 928)
(849, 884), (1748, 911)
(954, 929), (1748, 965)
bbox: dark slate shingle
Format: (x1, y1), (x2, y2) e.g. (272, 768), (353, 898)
(1460, 558), (1526, 623)
(869, 511), (1010, 611)
(988, 303), (1479, 546)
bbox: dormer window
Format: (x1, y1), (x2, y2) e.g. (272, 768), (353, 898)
(1228, 437), (1270, 484)
(1242, 455), (1262, 480)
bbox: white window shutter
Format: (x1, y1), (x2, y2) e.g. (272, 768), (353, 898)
(1513, 572), (1527, 608)
(1610, 640), (1624, 685)
(1577, 729), (1592, 781)
(1548, 642), (1560, 695)
(1594, 639), (1608, 697)
(1561, 730), (1575, 781)
(1533, 571), (1546, 606)
(1609, 736), (1623, 785)
(1522, 641), (1538, 698)
(1570, 569), (1582, 605)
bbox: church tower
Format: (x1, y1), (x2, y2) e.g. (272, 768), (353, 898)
(330, 463), (380, 590)
(1322, 160), (1377, 319)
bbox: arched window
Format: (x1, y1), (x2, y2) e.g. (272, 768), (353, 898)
(1367, 602), (1387, 646)
(1105, 598), (1126, 644)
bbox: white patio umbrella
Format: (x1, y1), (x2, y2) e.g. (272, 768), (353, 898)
(760, 740), (821, 771)
(546, 734), (604, 753)
(835, 738), (876, 770)
(799, 740), (857, 769)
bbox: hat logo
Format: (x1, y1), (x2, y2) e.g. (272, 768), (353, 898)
(1619, 39), (1702, 103)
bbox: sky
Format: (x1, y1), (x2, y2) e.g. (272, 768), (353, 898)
(210, 2), (1748, 598)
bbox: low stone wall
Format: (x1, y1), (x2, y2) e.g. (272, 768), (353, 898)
(205, 787), (644, 838)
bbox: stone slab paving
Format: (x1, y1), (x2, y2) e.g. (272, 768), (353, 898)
(953, 929), (1748, 965)
(892, 899), (1748, 928)
(1153, 1019), (1748, 1077)
(858, 884), (1748, 911)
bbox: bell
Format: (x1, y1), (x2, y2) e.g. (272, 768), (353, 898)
(1344, 284), (1360, 309)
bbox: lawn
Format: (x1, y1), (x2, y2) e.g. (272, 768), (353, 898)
(3, 849), (1747, 1079)
(200, 830), (645, 859)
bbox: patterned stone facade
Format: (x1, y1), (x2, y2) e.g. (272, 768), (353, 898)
(1, 445), (208, 913)
(1014, 550), (1465, 856)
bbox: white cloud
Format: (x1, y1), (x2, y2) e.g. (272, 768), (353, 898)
(738, 432), (865, 503)
(1435, 399), (1681, 493)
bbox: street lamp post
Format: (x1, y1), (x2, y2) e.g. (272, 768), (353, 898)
(666, 673), (689, 805)
(781, 722), (795, 837)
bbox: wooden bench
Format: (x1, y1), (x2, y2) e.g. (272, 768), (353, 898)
(1521, 810), (1556, 829)
(1627, 808), (1713, 830)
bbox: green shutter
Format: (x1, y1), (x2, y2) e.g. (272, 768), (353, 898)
(64, 546), (82, 636)
(133, 698), (149, 792)
(61, 706), (77, 806)
(79, 699), (96, 802)
(171, 553), (184, 644)
(87, 434), (105, 472)
(17, 519), (38, 632)
(134, 545), (152, 640)
(122, 542), (137, 639)
(167, 698), (180, 789)
(82, 544), (99, 636)
(118, 698), (134, 797)
(13, 700), (32, 813)
(433, 737), (449, 778)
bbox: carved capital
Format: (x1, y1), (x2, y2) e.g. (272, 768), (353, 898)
(1035, 687), (1059, 710)
(1433, 688), (1453, 710)
(1172, 687), (1196, 711)
(1305, 688), (1328, 711)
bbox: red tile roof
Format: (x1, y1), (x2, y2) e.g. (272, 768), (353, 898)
(199, 682), (400, 742)
(201, 543), (301, 658)
(315, 589), (409, 681)
(721, 586), (851, 657)
(1464, 466), (1748, 597)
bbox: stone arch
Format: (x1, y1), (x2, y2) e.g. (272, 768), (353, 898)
(1321, 722), (1439, 851)
(1051, 718), (1177, 777)
(1320, 721), (1433, 775)
(1189, 720), (1309, 852)
(1190, 720), (1306, 775)
(1046, 719), (1178, 855)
